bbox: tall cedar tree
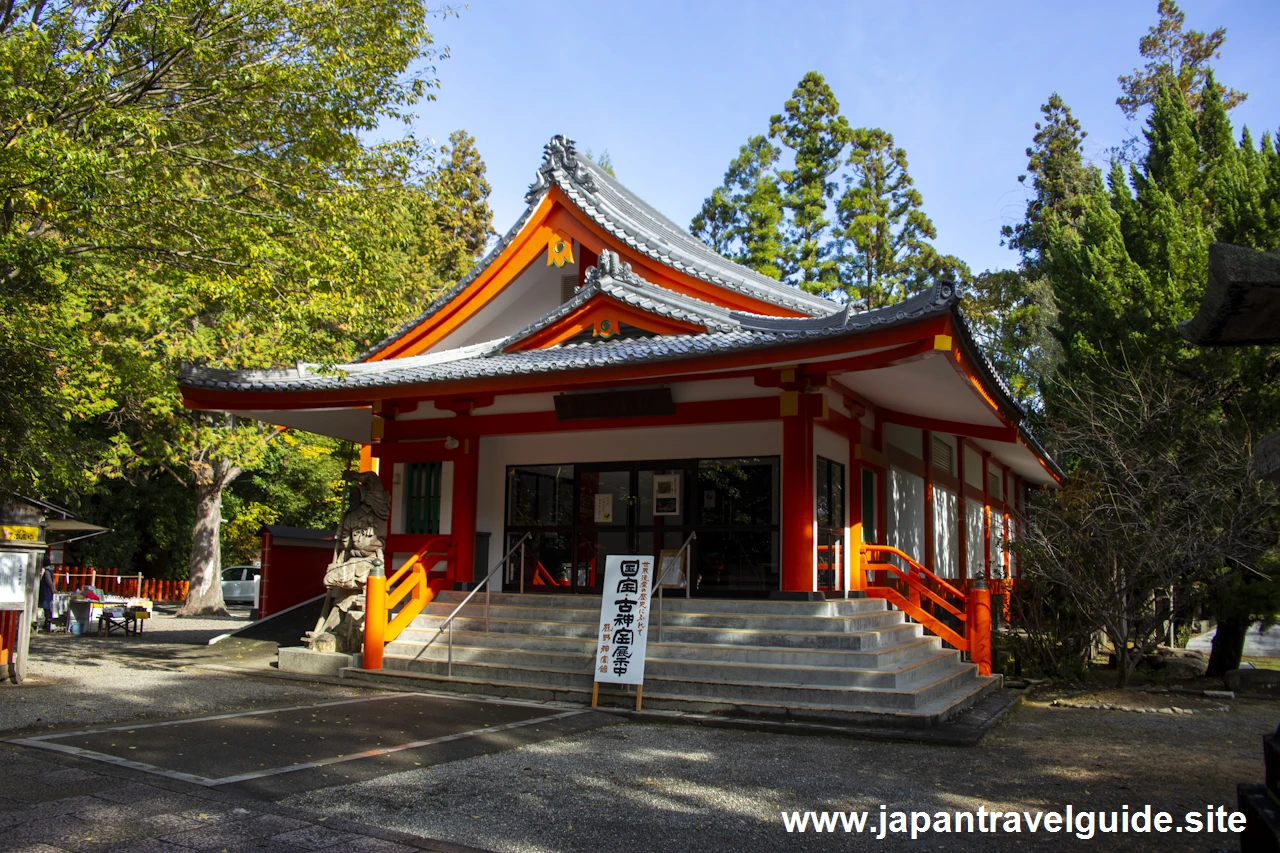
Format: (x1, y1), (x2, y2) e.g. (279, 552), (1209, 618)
(1117, 0), (1245, 118)
(693, 71), (956, 308)
(1003, 94), (1096, 275)
(837, 128), (943, 310)
(972, 93), (1097, 410)
(690, 136), (784, 279)
(768, 72), (850, 292)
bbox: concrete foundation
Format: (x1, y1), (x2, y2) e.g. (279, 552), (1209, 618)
(277, 646), (360, 677)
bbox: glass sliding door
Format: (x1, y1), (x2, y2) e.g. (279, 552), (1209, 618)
(504, 455), (780, 598)
(574, 466), (633, 594)
(505, 465), (575, 592)
(694, 457), (780, 597)
(816, 456), (846, 593)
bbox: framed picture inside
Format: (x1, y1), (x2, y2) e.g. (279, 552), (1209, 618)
(652, 473), (681, 516)
(658, 548), (687, 589)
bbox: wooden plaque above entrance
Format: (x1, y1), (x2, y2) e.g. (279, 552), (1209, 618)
(554, 388), (675, 422)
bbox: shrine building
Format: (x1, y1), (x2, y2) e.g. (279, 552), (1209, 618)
(179, 136), (1062, 722)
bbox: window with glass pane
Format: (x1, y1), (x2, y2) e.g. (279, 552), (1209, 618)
(506, 465), (575, 527)
(405, 462), (442, 534)
(862, 469), (878, 542)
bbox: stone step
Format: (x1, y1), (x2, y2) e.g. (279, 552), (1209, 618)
(380, 641), (960, 690)
(400, 613), (922, 649)
(649, 636), (942, 667)
(386, 631), (941, 670)
(377, 646), (977, 708)
(412, 605), (907, 634)
(431, 591), (889, 617)
(344, 662), (995, 721)
(341, 590), (991, 725)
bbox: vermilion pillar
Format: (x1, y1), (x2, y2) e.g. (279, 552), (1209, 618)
(452, 438), (480, 585)
(848, 456), (865, 593)
(781, 391), (816, 592)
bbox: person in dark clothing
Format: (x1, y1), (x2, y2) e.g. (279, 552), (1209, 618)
(38, 557), (56, 631)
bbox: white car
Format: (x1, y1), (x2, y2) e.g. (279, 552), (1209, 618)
(220, 565), (260, 604)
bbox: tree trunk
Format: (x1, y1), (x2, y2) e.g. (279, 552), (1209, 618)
(1205, 617), (1251, 678)
(178, 457), (240, 617)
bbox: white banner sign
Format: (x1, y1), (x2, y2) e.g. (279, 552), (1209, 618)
(593, 554), (653, 685)
(0, 551), (28, 608)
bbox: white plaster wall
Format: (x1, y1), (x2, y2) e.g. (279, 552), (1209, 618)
(814, 423), (849, 467)
(933, 484), (959, 579)
(477, 422), (783, 590)
(963, 445), (984, 491)
(889, 466), (925, 565)
(430, 256), (567, 353)
(884, 423), (923, 458)
(398, 378), (778, 423)
(990, 505), (1006, 578)
(671, 377), (779, 403)
(965, 498), (985, 578)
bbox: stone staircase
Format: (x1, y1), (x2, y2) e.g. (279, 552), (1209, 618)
(342, 591), (998, 726)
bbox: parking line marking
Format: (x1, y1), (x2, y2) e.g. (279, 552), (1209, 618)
(7, 699), (587, 788)
(212, 710), (585, 785)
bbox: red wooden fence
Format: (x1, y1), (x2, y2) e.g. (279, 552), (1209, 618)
(53, 569), (189, 602)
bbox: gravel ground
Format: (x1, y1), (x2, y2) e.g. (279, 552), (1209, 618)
(1, 605), (359, 736)
(284, 696), (1277, 853)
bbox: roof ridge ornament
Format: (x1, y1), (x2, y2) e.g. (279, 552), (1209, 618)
(583, 249), (636, 287)
(526, 134), (598, 203)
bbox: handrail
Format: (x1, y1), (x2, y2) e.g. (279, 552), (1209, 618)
(861, 544), (967, 600)
(422, 532), (532, 676)
(861, 543), (970, 654)
(653, 531), (696, 644)
(364, 535), (454, 670)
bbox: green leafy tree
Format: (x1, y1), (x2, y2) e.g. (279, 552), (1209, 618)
(768, 71), (849, 292)
(0, 0), (491, 614)
(962, 271), (1058, 412)
(425, 131), (496, 281)
(1043, 68), (1280, 669)
(1117, 0), (1245, 118)
(221, 433), (354, 564)
(1003, 94), (1096, 275)
(691, 136), (784, 280)
(836, 127), (945, 309)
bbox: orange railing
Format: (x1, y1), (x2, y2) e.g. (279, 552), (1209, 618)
(860, 544), (993, 675)
(363, 536), (453, 670)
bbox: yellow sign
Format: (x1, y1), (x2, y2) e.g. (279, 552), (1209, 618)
(547, 236), (574, 268)
(0, 525), (40, 542)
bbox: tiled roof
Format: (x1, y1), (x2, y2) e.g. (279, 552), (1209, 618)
(358, 135), (835, 360)
(180, 281), (953, 394)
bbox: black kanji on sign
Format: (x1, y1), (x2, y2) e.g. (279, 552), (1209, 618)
(614, 597), (636, 614)
(613, 612), (634, 628)
(620, 560), (640, 577)
(617, 577), (639, 594)
(613, 627), (634, 646)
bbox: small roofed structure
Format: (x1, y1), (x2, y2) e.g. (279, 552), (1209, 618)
(1180, 242), (1280, 483)
(178, 135), (1061, 719)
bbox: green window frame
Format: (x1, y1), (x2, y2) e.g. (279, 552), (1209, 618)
(405, 462), (443, 534)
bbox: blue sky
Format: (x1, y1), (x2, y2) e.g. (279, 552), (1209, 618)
(405, 1), (1279, 276)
